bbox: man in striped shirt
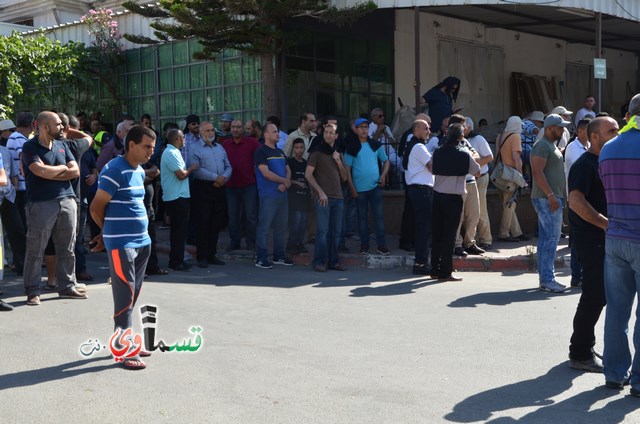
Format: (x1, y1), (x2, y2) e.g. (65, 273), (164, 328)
(90, 125), (155, 370)
(7, 112), (33, 227)
(599, 93), (640, 395)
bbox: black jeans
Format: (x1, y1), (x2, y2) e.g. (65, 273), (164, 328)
(400, 178), (415, 247)
(569, 231), (606, 360)
(408, 185), (433, 266)
(431, 192), (463, 278)
(192, 180), (228, 261)
(164, 197), (189, 267)
(0, 198), (26, 272)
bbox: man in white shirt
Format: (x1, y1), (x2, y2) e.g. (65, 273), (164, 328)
(574, 95), (596, 127)
(564, 117), (591, 288)
(283, 113), (317, 159)
(369, 108), (402, 174)
(464, 117), (494, 250)
(404, 119), (434, 275)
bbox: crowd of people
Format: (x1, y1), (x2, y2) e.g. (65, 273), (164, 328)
(1, 85), (640, 383)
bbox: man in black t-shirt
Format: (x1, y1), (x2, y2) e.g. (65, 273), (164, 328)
(567, 116), (619, 373)
(22, 112), (89, 305)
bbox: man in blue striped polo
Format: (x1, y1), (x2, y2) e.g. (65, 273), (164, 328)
(90, 125), (156, 370)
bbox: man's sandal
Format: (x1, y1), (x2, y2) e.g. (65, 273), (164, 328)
(122, 358), (146, 370)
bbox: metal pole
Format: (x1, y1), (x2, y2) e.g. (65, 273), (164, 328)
(596, 12), (602, 113)
(414, 6), (421, 112)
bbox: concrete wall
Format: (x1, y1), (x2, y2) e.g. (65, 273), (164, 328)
(394, 9), (638, 119)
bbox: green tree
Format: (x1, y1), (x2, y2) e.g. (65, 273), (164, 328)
(80, 8), (125, 118)
(123, 0), (375, 117)
(0, 32), (82, 118)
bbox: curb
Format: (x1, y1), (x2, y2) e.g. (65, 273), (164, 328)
(156, 242), (569, 272)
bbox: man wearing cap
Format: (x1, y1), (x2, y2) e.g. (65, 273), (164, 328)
(283, 113), (317, 159)
(216, 113), (233, 139)
(7, 112), (33, 227)
(344, 117), (390, 255)
(0, 119), (16, 146)
(598, 93), (640, 395)
(531, 113), (571, 293)
(537, 106), (573, 152)
(181, 114), (200, 165)
(0, 125), (25, 277)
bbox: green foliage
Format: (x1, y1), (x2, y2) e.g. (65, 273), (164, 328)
(80, 8), (125, 115)
(123, 0), (376, 114)
(0, 31), (84, 118)
(123, 0), (376, 60)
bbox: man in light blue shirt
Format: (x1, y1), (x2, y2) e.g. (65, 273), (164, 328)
(161, 129), (199, 271)
(344, 118), (390, 255)
(189, 121), (232, 268)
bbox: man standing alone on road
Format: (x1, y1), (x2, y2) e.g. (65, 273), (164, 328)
(90, 125), (156, 370)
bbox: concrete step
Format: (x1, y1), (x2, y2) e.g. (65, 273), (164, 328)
(154, 229), (571, 272)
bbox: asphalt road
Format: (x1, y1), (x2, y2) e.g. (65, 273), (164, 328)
(1, 252), (638, 423)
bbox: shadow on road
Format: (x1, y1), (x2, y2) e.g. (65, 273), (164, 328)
(448, 287), (580, 308)
(349, 277), (443, 297)
(0, 356), (113, 391)
(444, 363), (636, 423)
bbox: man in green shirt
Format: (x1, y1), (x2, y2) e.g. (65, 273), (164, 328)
(531, 114), (570, 293)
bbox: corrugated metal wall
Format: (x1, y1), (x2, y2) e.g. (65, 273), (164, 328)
(339, 0), (640, 21)
(23, 11), (157, 50)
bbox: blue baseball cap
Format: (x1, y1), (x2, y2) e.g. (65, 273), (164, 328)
(220, 113), (234, 122)
(355, 118), (369, 127)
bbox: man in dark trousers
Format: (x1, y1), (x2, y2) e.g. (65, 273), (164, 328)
(429, 123), (480, 282)
(22, 112), (86, 306)
(567, 116), (619, 373)
(189, 121), (232, 268)
(305, 123), (348, 272)
(404, 119), (434, 275)
(90, 125), (156, 370)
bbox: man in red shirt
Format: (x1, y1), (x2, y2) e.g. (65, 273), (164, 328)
(222, 120), (261, 251)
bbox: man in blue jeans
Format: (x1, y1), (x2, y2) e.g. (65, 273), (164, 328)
(254, 123), (294, 269)
(530, 114), (570, 293)
(305, 123), (347, 272)
(344, 118), (390, 255)
(599, 93), (640, 395)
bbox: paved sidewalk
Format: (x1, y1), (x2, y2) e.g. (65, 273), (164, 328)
(154, 226), (570, 272)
